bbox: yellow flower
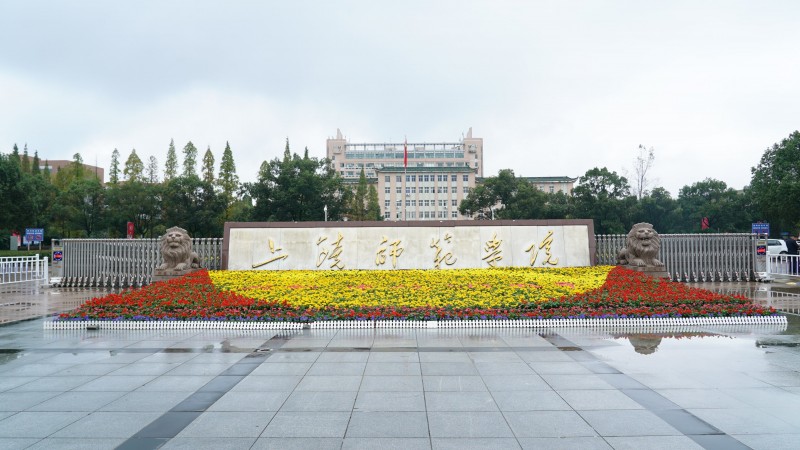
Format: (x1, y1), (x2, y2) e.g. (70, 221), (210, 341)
(209, 266), (613, 310)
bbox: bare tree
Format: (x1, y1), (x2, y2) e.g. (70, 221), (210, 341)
(632, 144), (656, 199)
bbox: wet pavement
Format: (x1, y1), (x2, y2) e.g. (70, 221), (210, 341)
(0, 278), (799, 449)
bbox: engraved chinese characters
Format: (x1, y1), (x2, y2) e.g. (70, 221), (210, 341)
(249, 229), (563, 270)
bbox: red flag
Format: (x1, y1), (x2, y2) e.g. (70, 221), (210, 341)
(403, 138), (408, 168)
(701, 217), (709, 230)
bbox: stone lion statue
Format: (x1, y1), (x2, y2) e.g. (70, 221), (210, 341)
(156, 226), (201, 271)
(616, 222), (664, 267)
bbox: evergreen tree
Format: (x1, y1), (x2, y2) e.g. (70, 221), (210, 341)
(350, 168), (369, 220)
(10, 144), (20, 165)
(123, 149), (144, 182)
(71, 153), (85, 180)
(109, 148), (121, 184)
(42, 159), (51, 182)
(21, 144), (30, 173)
(182, 141), (198, 177)
(217, 141), (239, 203)
(31, 151), (40, 176)
(147, 156), (159, 183)
(367, 184), (382, 220)
(164, 139), (178, 181)
(202, 146), (215, 184)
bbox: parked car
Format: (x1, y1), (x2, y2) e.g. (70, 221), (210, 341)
(767, 239), (789, 255)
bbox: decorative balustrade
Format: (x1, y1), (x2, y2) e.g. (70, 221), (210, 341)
(60, 238), (222, 288)
(595, 233), (757, 282)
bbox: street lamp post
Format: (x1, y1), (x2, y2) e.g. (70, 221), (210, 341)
(324, 205), (328, 222)
(491, 207), (495, 220)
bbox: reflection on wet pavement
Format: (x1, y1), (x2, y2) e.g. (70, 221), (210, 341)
(0, 281), (111, 325)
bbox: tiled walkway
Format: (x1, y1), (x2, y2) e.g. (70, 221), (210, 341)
(2, 316), (800, 449)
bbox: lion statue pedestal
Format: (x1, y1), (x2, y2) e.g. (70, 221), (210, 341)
(151, 226), (202, 283)
(616, 222), (671, 280)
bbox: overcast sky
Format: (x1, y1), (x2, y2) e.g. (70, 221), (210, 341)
(2, 1), (798, 196)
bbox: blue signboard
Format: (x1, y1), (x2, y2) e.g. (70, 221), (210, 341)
(751, 223), (769, 235)
(53, 251), (63, 262)
(23, 228), (44, 244)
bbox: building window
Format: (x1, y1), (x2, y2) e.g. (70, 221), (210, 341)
(384, 187), (390, 194)
(451, 211), (458, 218)
(463, 174), (469, 182)
(451, 175), (457, 182)
(549, 185), (554, 193)
(384, 211), (391, 219)
(396, 187), (402, 194)
(463, 187), (470, 194)
(384, 200), (390, 208)
(385, 175), (390, 182)
(451, 199), (457, 207)
(396, 175), (402, 182)
(396, 200), (402, 207)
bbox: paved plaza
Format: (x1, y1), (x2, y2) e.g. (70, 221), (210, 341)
(1, 280), (800, 449)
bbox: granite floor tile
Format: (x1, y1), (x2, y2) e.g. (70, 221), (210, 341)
(0, 411), (86, 438)
(0, 391), (61, 411)
(0, 438), (40, 450)
(354, 391), (426, 411)
(346, 411), (429, 437)
(422, 375), (487, 392)
(518, 437), (612, 449)
(364, 362), (422, 376)
(578, 410), (682, 436)
(51, 411), (162, 438)
(431, 437), (521, 449)
(165, 363), (232, 376)
(731, 433), (800, 450)
(687, 407), (798, 435)
(159, 437), (257, 449)
(425, 391), (499, 411)
(558, 389), (645, 410)
(360, 375), (423, 392)
(343, 437), (431, 449)
(250, 362), (312, 376)
(504, 410), (598, 438)
(421, 362), (478, 376)
(230, 375), (302, 392)
(137, 375), (216, 392)
(207, 391), (290, 411)
(481, 375), (550, 391)
(539, 374), (615, 390)
(250, 437), (343, 449)
(261, 411), (351, 437)
(26, 437), (128, 449)
(27, 391), (126, 412)
(73, 375), (158, 392)
(603, 435), (705, 450)
(307, 362), (366, 376)
(316, 352), (370, 363)
(368, 351), (420, 363)
(295, 375), (363, 391)
(99, 391), (191, 412)
(9, 375), (95, 392)
(474, 362), (535, 376)
(176, 411), (275, 437)
(492, 390), (571, 411)
(427, 411), (514, 438)
(281, 391), (358, 411)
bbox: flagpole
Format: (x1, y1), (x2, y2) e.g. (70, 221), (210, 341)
(403, 136), (407, 222)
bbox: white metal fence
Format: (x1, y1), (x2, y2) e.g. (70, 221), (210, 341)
(60, 238), (222, 288)
(596, 233), (757, 282)
(0, 255), (50, 286)
(766, 254), (800, 278)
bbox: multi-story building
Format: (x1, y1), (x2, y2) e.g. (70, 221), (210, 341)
(327, 128), (483, 220)
(521, 176), (577, 194)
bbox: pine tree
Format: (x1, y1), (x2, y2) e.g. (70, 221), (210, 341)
(217, 141), (239, 203)
(10, 144), (20, 165)
(367, 184), (382, 220)
(123, 149), (144, 182)
(109, 148), (121, 184)
(43, 159), (51, 181)
(21, 144), (30, 173)
(350, 168), (369, 220)
(164, 139), (178, 181)
(202, 146), (215, 184)
(71, 153), (85, 180)
(31, 151), (41, 176)
(182, 141), (198, 177)
(147, 156), (159, 183)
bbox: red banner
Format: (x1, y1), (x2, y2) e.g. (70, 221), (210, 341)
(127, 222), (135, 239)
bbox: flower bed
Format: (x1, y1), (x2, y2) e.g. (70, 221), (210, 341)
(55, 266), (778, 323)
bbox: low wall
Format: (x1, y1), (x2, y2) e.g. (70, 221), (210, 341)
(223, 220), (597, 271)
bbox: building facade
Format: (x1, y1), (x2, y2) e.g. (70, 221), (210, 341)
(327, 128), (483, 221)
